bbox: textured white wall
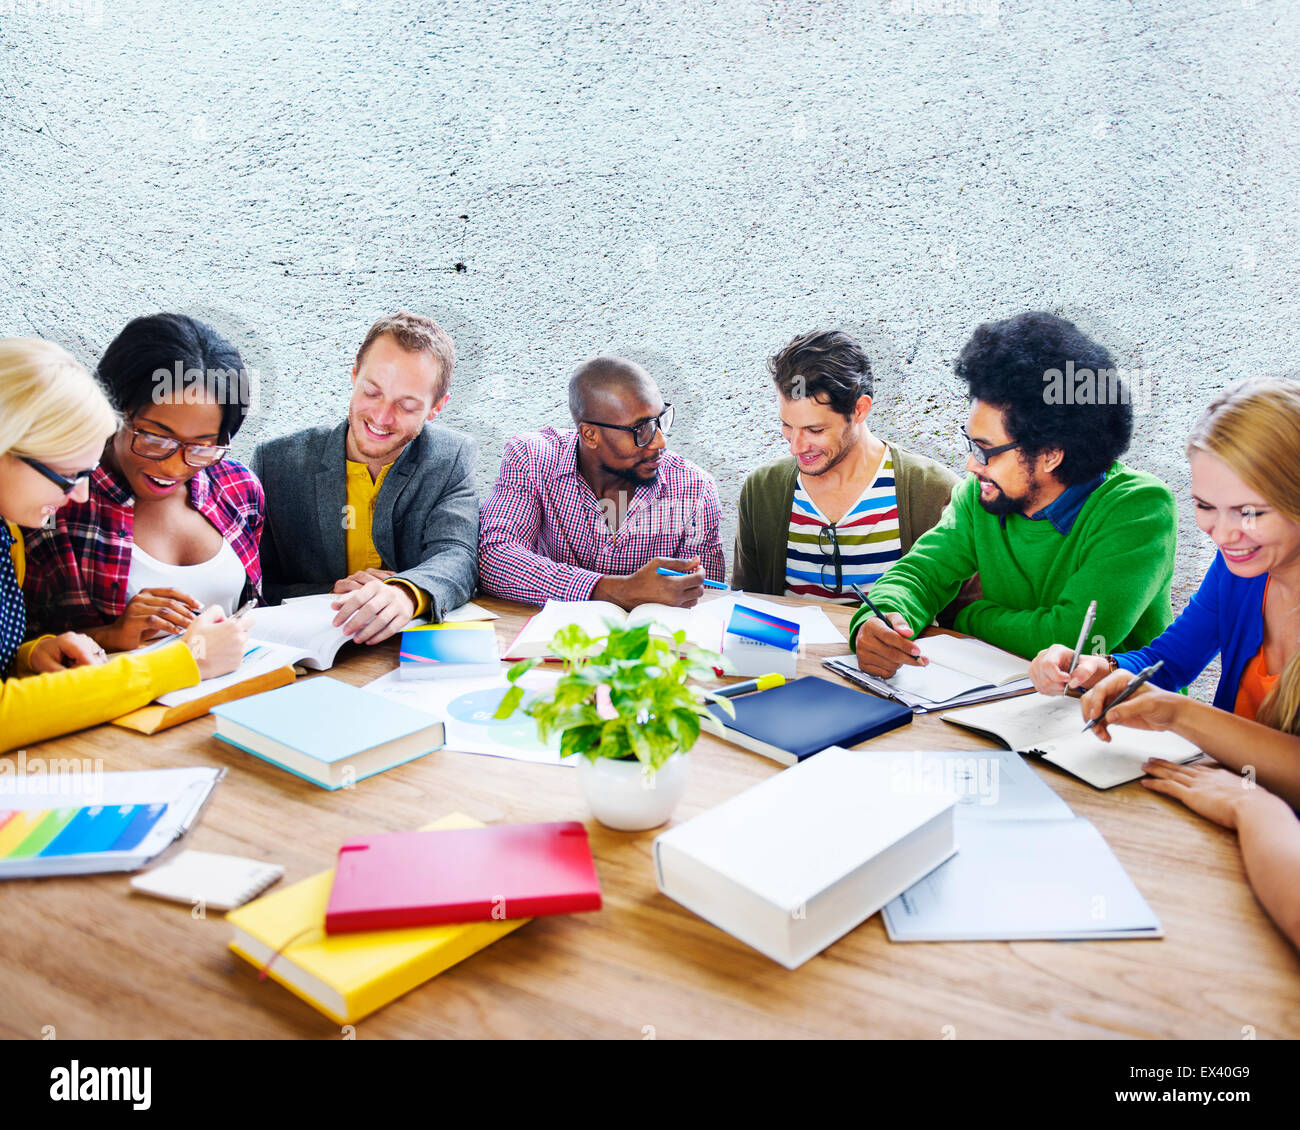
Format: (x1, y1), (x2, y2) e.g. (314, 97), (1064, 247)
(2, 0), (1297, 622)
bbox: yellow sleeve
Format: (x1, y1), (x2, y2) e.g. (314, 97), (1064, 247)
(386, 578), (430, 619)
(0, 640), (200, 754)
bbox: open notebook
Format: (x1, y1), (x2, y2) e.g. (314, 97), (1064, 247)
(504, 599), (724, 659)
(941, 692), (1203, 789)
(824, 634), (1033, 712)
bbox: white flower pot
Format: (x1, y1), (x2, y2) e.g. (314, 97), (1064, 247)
(575, 751), (689, 831)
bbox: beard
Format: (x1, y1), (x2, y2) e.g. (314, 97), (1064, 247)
(976, 474), (1032, 517)
(799, 429), (856, 478)
(601, 459), (658, 486)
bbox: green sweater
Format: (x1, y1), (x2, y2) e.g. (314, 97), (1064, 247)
(733, 444), (961, 596)
(848, 463), (1177, 659)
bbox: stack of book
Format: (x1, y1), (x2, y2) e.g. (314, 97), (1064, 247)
(227, 815), (603, 1024)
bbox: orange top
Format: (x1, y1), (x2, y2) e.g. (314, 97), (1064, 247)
(1234, 578), (1281, 722)
(1234, 648), (1280, 722)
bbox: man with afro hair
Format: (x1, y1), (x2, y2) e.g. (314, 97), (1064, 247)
(851, 311), (1176, 676)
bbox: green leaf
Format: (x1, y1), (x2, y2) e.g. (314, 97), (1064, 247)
(492, 684), (526, 719)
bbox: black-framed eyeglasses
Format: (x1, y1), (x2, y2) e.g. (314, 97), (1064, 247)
(960, 425), (1019, 467)
(130, 428), (229, 468)
(582, 403), (674, 448)
(20, 456), (97, 495)
(818, 523), (843, 594)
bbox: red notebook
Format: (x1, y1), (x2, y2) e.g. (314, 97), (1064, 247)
(324, 821), (603, 933)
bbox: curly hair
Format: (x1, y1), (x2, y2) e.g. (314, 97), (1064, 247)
(768, 330), (873, 419)
(955, 312), (1132, 485)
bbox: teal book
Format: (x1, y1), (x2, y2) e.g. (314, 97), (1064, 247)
(397, 623), (501, 681)
(211, 677), (445, 790)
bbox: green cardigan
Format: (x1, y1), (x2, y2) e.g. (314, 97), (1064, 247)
(847, 463), (1177, 659)
(732, 444), (962, 595)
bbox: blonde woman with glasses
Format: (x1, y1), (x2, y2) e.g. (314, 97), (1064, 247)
(0, 338), (247, 753)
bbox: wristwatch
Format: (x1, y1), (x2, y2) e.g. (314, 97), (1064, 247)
(1105, 654), (1119, 673)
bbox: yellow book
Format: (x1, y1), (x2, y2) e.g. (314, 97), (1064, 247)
(226, 813), (528, 1024)
(113, 664), (296, 734)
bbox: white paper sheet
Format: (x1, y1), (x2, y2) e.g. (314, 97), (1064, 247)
(361, 668), (574, 766)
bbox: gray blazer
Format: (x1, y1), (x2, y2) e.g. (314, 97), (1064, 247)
(251, 420), (479, 619)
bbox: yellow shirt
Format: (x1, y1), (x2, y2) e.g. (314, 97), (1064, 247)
(1, 521), (201, 753)
(344, 461), (430, 618)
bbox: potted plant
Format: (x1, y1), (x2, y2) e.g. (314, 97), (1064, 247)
(493, 621), (733, 831)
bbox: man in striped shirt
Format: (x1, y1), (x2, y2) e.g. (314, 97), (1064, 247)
(733, 330), (960, 603)
(479, 357), (725, 609)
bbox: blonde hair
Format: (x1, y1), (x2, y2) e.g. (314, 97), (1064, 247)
(354, 311), (456, 401)
(1188, 377), (1300, 733)
(0, 338), (119, 462)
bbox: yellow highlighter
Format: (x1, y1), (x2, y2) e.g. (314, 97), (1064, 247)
(712, 673), (787, 700)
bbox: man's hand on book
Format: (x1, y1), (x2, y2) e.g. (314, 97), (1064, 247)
(331, 578), (415, 645)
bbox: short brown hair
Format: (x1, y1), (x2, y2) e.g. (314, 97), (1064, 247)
(355, 311), (456, 401)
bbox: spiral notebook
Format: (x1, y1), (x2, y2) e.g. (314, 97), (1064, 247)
(130, 850), (285, 911)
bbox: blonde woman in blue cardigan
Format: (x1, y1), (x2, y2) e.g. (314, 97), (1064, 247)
(0, 337), (247, 752)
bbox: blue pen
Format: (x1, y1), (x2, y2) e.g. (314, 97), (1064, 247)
(656, 567), (730, 591)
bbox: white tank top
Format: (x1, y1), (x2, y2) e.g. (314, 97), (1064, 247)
(126, 538), (246, 616)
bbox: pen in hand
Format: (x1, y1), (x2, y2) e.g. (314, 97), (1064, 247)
(1066, 599), (1097, 680)
(655, 567), (729, 591)
(1082, 660), (1164, 733)
(850, 583), (924, 664)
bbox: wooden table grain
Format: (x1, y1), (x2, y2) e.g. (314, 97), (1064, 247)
(2, 596), (1297, 1040)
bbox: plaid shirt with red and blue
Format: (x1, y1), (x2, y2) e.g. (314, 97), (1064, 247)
(479, 427), (725, 605)
(21, 459), (264, 636)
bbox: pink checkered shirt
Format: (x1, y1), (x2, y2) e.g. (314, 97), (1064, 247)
(479, 427), (725, 605)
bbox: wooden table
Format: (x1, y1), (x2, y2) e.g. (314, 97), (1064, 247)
(2, 596), (1297, 1040)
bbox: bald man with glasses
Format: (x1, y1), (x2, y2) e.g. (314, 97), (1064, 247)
(478, 357), (724, 609)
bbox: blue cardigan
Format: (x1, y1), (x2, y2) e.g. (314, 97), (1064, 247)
(1115, 551), (1267, 711)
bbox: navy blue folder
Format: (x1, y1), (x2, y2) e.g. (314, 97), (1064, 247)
(707, 675), (912, 765)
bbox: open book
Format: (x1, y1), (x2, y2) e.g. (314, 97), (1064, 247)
(941, 692), (1202, 790)
(823, 634), (1033, 712)
(504, 600), (724, 660)
(114, 594), (422, 734)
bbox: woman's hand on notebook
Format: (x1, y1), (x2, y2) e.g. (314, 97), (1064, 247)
(183, 605), (250, 679)
(1029, 645), (1110, 696)
(1079, 670), (1181, 742)
(853, 612), (924, 678)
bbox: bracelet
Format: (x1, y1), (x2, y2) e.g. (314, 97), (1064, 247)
(1105, 654), (1119, 673)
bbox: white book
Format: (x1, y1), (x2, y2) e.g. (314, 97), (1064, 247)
(505, 599), (724, 659)
(653, 746), (957, 969)
(942, 692), (1202, 789)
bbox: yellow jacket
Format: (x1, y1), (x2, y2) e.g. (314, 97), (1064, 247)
(2, 522), (200, 752)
